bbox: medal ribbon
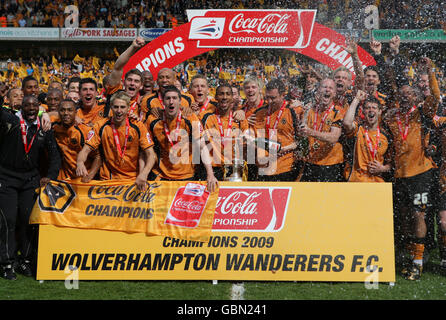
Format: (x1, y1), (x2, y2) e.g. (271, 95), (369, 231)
(266, 100), (287, 139)
(200, 98), (210, 113)
(216, 110), (233, 144)
(396, 105), (417, 141)
(243, 98), (263, 114)
(163, 111), (182, 146)
(19, 113), (40, 154)
(111, 117), (130, 162)
(363, 126), (380, 161)
(158, 92), (165, 109)
(313, 102), (334, 132)
(129, 92), (140, 116)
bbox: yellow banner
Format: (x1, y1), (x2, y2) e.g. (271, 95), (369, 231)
(35, 182), (395, 282)
(219, 71), (232, 80)
(30, 179), (218, 242)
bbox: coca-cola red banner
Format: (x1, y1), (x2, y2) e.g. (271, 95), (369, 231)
(213, 187), (291, 231)
(165, 183), (211, 228)
(188, 10), (317, 49)
(123, 9), (376, 80)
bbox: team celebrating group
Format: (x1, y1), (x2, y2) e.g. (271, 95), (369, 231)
(0, 34), (444, 282)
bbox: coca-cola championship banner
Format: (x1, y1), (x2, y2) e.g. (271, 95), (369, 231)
(213, 187), (290, 231)
(30, 180), (287, 240)
(35, 182), (395, 282)
(30, 179), (219, 242)
(123, 9), (376, 80)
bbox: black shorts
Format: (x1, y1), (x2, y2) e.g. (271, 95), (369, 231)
(394, 169), (435, 213)
(212, 166), (225, 181)
(258, 169), (299, 182)
(147, 171), (195, 181)
(300, 163), (344, 182)
(193, 163), (207, 181)
(438, 192), (446, 212)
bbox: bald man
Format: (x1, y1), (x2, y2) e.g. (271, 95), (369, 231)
(141, 70), (154, 96)
(140, 68), (194, 121)
(46, 88), (63, 112)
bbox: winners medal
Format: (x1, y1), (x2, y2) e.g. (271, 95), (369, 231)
(129, 92), (140, 118)
(396, 105), (416, 155)
(216, 110), (233, 148)
(111, 118), (130, 166)
(243, 98), (264, 114)
(200, 98), (210, 114)
(265, 100), (287, 141)
(363, 126), (380, 161)
(313, 103), (334, 132)
(311, 103), (334, 152)
(163, 111), (182, 147)
(19, 113), (40, 162)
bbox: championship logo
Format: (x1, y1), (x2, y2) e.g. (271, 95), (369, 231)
(87, 130), (94, 142)
(38, 180), (76, 214)
(165, 183), (210, 228)
(125, 9), (377, 83)
(187, 9), (317, 49)
(189, 17), (225, 40)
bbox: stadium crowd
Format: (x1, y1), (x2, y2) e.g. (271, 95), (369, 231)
(0, 0), (443, 29)
(0, 1), (445, 286)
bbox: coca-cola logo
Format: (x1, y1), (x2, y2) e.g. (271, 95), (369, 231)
(165, 183), (210, 228)
(188, 9), (317, 49)
(173, 199), (204, 213)
(216, 191), (260, 215)
(228, 13), (290, 34)
(87, 183), (160, 203)
(213, 187), (291, 232)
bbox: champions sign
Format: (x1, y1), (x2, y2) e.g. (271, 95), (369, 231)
(123, 9), (376, 80)
(35, 182), (395, 282)
(30, 180), (219, 242)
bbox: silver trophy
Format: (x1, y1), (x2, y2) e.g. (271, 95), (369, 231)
(225, 136), (244, 182)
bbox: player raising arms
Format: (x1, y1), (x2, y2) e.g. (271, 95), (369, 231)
(384, 57), (440, 280)
(297, 78), (345, 182)
(334, 35), (365, 110)
(106, 37), (146, 121)
(343, 90), (392, 182)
